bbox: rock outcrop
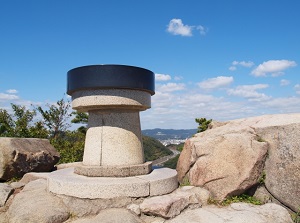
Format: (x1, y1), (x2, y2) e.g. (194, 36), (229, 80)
(0, 113), (298, 222)
(177, 113), (300, 212)
(0, 173), (292, 223)
(166, 203), (293, 223)
(0, 173), (294, 222)
(7, 179), (69, 223)
(177, 122), (268, 200)
(0, 137), (59, 181)
(254, 121), (300, 212)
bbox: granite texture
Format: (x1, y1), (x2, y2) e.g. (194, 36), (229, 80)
(137, 168), (178, 196)
(74, 162), (152, 177)
(83, 111), (144, 166)
(47, 168), (178, 199)
(71, 89), (151, 112)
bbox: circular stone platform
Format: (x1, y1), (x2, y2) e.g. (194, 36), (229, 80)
(47, 167), (178, 199)
(74, 161), (152, 177)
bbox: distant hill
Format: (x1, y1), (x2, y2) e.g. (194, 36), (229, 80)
(142, 135), (172, 161)
(142, 128), (197, 140)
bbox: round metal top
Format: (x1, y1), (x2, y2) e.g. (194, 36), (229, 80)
(67, 65), (155, 95)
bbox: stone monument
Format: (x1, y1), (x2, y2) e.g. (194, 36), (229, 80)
(47, 65), (178, 199)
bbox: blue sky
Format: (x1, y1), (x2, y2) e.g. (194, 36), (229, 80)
(1, 0), (299, 129)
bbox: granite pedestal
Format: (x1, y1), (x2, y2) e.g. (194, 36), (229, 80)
(47, 65), (178, 199)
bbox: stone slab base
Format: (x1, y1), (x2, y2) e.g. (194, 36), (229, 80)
(74, 162), (152, 177)
(47, 167), (178, 199)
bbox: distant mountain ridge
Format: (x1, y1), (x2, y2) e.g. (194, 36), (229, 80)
(142, 128), (197, 140)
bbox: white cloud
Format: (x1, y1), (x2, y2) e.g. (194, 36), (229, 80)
(155, 73), (171, 81)
(141, 79), (300, 129)
(167, 19), (193, 36)
(280, 79), (290, 86)
(0, 93), (19, 101)
(157, 83), (185, 92)
(263, 96), (300, 113)
(227, 84), (270, 101)
(197, 25), (208, 35)
(198, 76), (233, 90)
(251, 60), (297, 77)
(174, 76), (183, 81)
(229, 60), (254, 71)
(6, 89), (18, 94)
(229, 66), (237, 71)
(295, 84), (300, 94)
(239, 61), (254, 67)
(167, 19), (207, 37)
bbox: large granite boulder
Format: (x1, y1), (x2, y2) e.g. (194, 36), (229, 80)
(177, 113), (300, 212)
(245, 115), (300, 213)
(0, 137), (59, 181)
(177, 122), (268, 201)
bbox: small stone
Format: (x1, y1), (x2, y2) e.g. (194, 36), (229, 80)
(127, 203), (141, 216)
(140, 186), (210, 219)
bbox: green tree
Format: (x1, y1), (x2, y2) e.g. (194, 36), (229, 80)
(195, 117), (212, 133)
(163, 154), (180, 169)
(12, 104), (36, 137)
(50, 130), (85, 164)
(29, 121), (49, 138)
(71, 111), (88, 134)
(0, 108), (14, 136)
(0, 104), (48, 138)
(36, 98), (72, 138)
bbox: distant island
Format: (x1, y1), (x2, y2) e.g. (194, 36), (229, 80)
(142, 128), (197, 145)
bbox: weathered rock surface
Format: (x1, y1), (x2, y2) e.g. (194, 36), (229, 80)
(177, 122), (268, 201)
(69, 208), (144, 223)
(177, 113), (300, 212)
(166, 203), (293, 223)
(0, 184), (13, 207)
(140, 186), (210, 218)
(19, 171), (50, 184)
(0, 177), (295, 223)
(227, 114), (300, 212)
(0, 137), (59, 181)
(57, 194), (135, 218)
(7, 179), (69, 223)
(255, 123), (300, 212)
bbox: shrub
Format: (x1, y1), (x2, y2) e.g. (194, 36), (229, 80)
(163, 154), (180, 169)
(222, 194), (262, 206)
(208, 194), (262, 206)
(50, 131), (85, 164)
(195, 118), (212, 133)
